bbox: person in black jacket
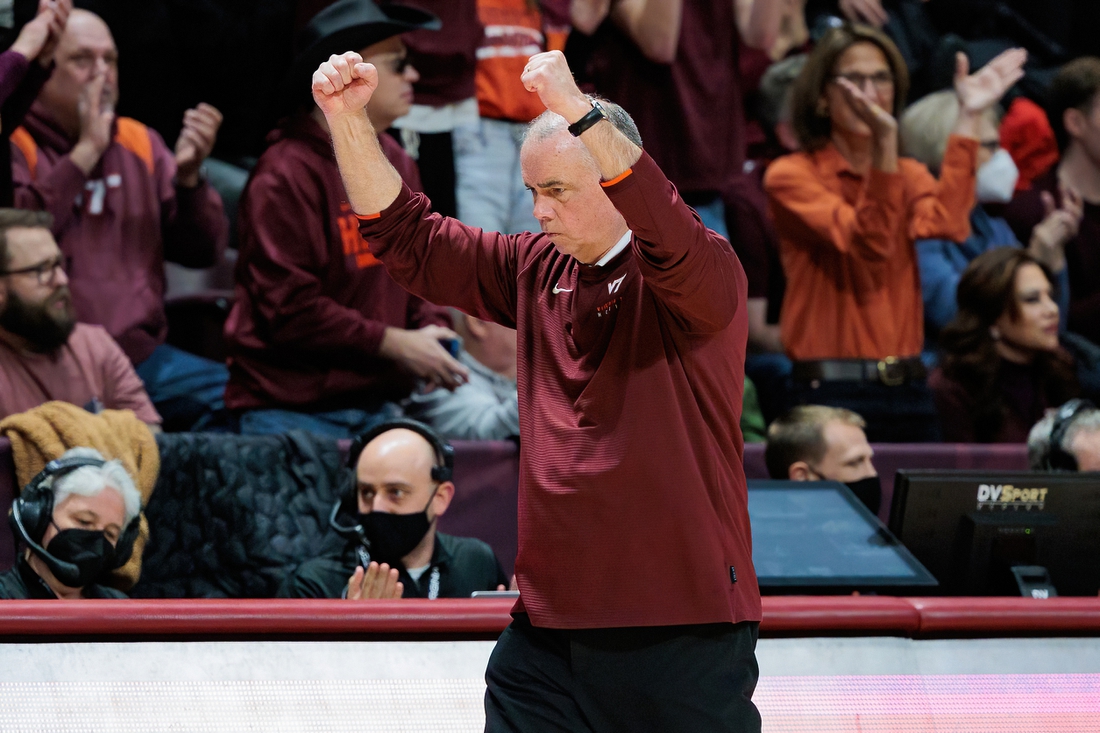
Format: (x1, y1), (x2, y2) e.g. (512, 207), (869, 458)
(279, 420), (507, 599)
(0, 447), (138, 599)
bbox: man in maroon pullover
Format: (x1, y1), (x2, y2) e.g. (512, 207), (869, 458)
(10, 9), (229, 430)
(223, 0), (465, 437)
(314, 49), (759, 731)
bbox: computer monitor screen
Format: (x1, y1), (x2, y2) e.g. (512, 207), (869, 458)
(889, 470), (1100, 596)
(748, 480), (937, 593)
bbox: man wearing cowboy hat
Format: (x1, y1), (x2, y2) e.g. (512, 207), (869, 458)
(223, 0), (469, 438)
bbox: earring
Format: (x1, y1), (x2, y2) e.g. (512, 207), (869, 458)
(990, 327), (1001, 340)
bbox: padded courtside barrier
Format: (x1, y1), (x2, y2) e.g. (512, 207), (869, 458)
(0, 438), (1028, 576)
(0, 597), (1097, 640)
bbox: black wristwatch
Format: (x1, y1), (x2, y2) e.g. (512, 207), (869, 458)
(568, 100), (607, 137)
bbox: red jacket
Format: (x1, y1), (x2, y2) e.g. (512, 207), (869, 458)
(11, 104), (228, 364)
(224, 116), (450, 411)
(360, 152), (758, 629)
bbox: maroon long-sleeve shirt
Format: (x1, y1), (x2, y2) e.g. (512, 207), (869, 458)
(11, 104), (228, 365)
(360, 151), (759, 629)
(224, 116), (450, 411)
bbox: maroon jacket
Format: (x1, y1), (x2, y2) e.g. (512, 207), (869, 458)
(224, 116), (450, 411)
(11, 104), (228, 365)
(360, 151), (758, 629)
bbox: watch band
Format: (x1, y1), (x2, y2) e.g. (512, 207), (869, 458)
(568, 101), (607, 137)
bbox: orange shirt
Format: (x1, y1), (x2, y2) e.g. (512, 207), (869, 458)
(764, 136), (977, 360)
(474, 0), (567, 122)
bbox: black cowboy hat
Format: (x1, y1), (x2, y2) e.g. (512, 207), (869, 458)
(285, 0), (440, 106)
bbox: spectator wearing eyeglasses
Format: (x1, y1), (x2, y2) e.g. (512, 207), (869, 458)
(0, 209), (159, 426)
(10, 8), (229, 431)
(763, 23), (1025, 442)
(223, 0), (465, 438)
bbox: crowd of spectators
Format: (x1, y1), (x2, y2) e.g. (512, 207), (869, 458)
(3, 0), (1100, 602)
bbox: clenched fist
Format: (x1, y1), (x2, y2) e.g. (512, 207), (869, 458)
(521, 50), (592, 125)
(312, 51), (379, 122)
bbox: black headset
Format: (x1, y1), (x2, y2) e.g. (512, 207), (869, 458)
(330, 419), (455, 539)
(8, 456), (142, 583)
(1043, 399), (1097, 471)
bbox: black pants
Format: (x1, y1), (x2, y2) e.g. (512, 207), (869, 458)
(484, 614), (761, 733)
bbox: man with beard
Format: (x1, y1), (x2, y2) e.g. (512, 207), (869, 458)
(0, 209), (159, 425)
(279, 420), (507, 599)
(10, 9), (228, 430)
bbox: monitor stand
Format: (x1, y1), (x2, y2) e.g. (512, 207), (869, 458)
(954, 512), (1057, 595)
(1011, 565), (1058, 599)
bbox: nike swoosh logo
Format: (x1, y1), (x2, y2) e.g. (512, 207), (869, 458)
(552, 285), (573, 294)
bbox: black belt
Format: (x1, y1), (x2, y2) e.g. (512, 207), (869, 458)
(792, 357), (927, 387)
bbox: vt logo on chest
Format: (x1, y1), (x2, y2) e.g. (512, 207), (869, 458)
(553, 271), (629, 318)
(77, 174), (122, 215)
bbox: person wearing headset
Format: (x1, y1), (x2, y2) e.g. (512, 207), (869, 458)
(1028, 399), (1100, 472)
(279, 419), (508, 599)
(1, 447), (141, 599)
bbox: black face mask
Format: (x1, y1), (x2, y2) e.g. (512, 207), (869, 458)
(843, 475), (882, 515)
(808, 465), (882, 516)
(356, 487), (438, 567)
(41, 527), (117, 588)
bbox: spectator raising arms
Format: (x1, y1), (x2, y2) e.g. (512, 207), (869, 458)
(900, 89), (1082, 349)
(764, 23), (1026, 442)
(10, 9), (230, 430)
(0, 0), (71, 206)
(1003, 57), (1100, 347)
(931, 248), (1079, 443)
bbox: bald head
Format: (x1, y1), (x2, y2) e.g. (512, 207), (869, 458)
(37, 9), (118, 139)
(355, 428), (453, 517)
(357, 428), (437, 485)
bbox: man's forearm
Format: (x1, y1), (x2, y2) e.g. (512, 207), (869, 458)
(329, 111), (404, 216)
(559, 98), (643, 182)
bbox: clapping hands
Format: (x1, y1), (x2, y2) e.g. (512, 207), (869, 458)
(11, 0), (71, 67)
(955, 49), (1027, 116)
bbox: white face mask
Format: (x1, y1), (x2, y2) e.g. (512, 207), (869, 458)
(975, 148), (1020, 204)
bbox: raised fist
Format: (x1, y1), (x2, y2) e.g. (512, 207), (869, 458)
(521, 50), (591, 124)
(312, 51), (379, 122)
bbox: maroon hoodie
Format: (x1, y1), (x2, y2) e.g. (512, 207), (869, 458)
(223, 115), (450, 411)
(11, 103), (228, 365)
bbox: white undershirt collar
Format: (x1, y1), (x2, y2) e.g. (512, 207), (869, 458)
(594, 229), (632, 267)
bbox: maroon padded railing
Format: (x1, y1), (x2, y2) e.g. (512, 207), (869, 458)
(1, 597), (1097, 640)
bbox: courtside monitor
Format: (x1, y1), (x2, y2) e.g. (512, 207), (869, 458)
(890, 470), (1100, 596)
(747, 480), (937, 594)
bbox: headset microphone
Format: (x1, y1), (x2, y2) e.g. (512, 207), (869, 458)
(8, 456), (141, 588)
